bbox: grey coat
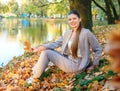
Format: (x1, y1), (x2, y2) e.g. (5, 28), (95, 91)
(44, 28), (102, 70)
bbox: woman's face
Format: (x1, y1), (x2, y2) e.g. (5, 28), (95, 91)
(68, 14), (81, 30)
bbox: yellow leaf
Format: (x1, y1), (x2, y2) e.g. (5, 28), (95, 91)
(88, 83), (92, 89)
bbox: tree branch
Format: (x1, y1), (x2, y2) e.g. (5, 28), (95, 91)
(92, 0), (107, 14)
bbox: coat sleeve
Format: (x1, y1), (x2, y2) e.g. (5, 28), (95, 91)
(44, 36), (63, 49)
(87, 30), (102, 65)
(79, 29), (102, 70)
(43, 30), (70, 50)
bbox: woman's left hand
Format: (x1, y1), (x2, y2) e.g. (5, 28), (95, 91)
(87, 65), (98, 70)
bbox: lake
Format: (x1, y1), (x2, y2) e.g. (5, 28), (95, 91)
(0, 18), (69, 67)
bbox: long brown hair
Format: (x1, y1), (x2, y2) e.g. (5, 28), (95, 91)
(69, 10), (82, 58)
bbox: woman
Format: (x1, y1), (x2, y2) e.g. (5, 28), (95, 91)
(27, 10), (102, 83)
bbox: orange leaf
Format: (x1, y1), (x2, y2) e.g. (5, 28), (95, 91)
(24, 41), (31, 51)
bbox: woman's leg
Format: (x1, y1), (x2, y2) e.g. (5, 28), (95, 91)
(32, 50), (80, 78)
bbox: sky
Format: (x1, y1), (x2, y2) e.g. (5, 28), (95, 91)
(1, 0), (22, 6)
(1, 0), (19, 3)
(1, 0), (54, 3)
(1, 0), (53, 6)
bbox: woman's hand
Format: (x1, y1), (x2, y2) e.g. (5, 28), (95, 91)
(29, 46), (46, 53)
(87, 65), (98, 70)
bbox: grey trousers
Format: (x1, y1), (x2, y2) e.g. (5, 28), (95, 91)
(32, 50), (81, 78)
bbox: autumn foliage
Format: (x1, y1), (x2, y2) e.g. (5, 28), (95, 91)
(105, 25), (120, 89)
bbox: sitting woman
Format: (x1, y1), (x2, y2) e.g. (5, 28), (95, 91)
(27, 10), (102, 83)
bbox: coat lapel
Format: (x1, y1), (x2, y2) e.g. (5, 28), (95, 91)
(61, 30), (73, 54)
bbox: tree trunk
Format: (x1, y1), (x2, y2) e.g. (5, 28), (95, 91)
(118, 0), (120, 8)
(69, 0), (92, 31)
(109, 0), (119, 20)
(92, 0), (118, 24)
(104, 0), (114, 24)
(118, 0), (120, 16)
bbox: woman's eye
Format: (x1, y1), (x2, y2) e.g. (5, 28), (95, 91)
(68, 19), (71, 21)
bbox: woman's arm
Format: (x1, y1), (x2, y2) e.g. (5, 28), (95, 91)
(79, 29), (102, 71)
(87, 30), (102, 66)
(30, 36), (63, 53)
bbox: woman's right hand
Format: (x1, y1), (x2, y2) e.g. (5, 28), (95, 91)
(29, 46), (46, 53)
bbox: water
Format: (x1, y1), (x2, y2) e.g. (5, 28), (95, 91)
(0, 18), (69, 67)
